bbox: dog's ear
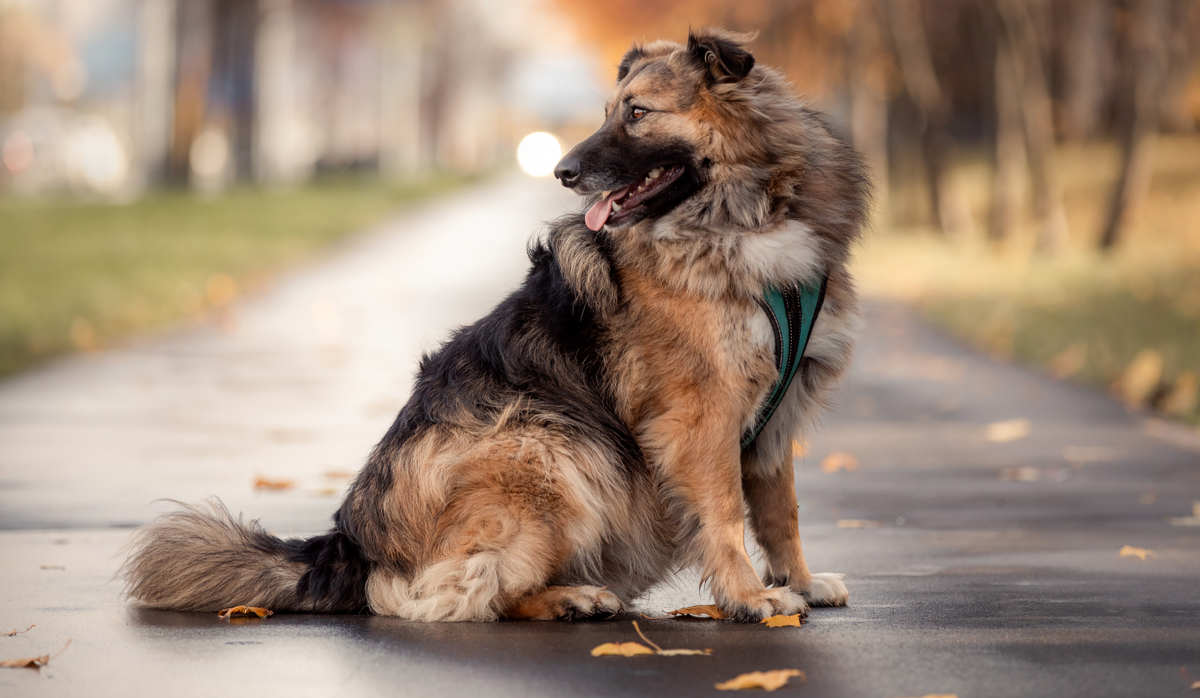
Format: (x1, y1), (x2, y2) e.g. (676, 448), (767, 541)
(617, 45), (646, 83)
(686, 28), (756, 83)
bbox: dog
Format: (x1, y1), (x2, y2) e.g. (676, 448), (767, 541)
(120, 28), (869, 622)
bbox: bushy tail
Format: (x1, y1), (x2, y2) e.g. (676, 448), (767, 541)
(118, 499), (370, 614)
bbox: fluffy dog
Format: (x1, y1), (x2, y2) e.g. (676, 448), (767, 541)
(121, 28), (869, 622)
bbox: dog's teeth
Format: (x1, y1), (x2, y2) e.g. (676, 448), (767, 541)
(649, 167), (663, 179)
(611, 202), (622, 211)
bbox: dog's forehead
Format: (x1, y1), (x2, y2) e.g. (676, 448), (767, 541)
(610, 55), (695, 109)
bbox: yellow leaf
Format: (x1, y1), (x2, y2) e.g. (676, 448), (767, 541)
(1118, 349), (1163, 408)
(715, 669), (804, 691)
(1050, 343), (1087, 379)
(218, 606), (274, 619)
(1168, 502), (1200, 526)
(837, 519), (882, 529)
(253, 476), (294, 491)
(1118, 546), (1155, 560)
(1, 639), (70, 669)
(667, 604), (726, 619)
(985, 419), (1030, 443)
(0, 654), (48, 669)
(821, 452), (858, 473)
(590, 642), (655, 657)
(592, 621), (711, 657)
(791, 440), (807, 457)
(760, 614), (803, 628)
(998, 467), (1040, 482)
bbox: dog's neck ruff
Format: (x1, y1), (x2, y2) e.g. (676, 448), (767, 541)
(741, 274), (829, 451)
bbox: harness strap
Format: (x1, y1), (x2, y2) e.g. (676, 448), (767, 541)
(740, 274), (829, 451)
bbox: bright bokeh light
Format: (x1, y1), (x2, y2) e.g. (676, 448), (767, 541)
(516, 132), (562, 177)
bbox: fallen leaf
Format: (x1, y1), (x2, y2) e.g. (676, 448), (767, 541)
(1118, 349), (1163, 408)
(821, 452), (858, 473)
(715, 669), (804, 691)
(1138, 492), (1158, 504)
(896, 695), (960, 698)
(998, 467), (1040, 482)
(218, 606), (274, 619)
(760, 614), (803, 628)
(590, 642), (655, 657)
(837, 519), (882, 529)
(1050, 343), (1087, 379)
(592, 621), (712, 657)
(2, 624), (33, 637)
(1191, 680), (1200, 689)
(791, 440), (807, 457)
(1062, 446), (1117, 464)
(667, 604), (726, 620)
(985, 419), (1031, 443)
(253, 476), (294, 491)
(1162, 371), (1198, 416)
(1168, 502), (1200, 526)
(1, 639), (70, 669)
(1118, 545), (1156, 560)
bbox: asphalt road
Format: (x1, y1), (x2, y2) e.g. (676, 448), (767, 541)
(2, 176), (1199, 698)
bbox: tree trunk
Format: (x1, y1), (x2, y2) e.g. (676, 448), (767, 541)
(880, 0), (975, 238)
(848, 1), (890, 219)
(1099, 0), (1169, 250)
(991, 9), (1025, 241)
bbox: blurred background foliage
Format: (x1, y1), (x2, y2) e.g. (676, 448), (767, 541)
(1, 0), (1198, 423)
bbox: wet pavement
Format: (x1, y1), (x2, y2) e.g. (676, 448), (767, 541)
(2, 176), (1199, 697)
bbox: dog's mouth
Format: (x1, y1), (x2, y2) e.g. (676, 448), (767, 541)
(584, 165), (686, 231)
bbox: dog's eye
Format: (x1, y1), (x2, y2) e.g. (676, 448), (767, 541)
(630, 107), (648, 120)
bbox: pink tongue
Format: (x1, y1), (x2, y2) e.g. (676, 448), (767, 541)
(584, 187), (629, 231)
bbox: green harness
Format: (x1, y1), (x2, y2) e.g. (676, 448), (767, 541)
(740, 275), (829, 451)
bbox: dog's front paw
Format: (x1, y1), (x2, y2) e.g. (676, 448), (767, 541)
(719, 587), (809, 622)
(796, 572), (849, 607)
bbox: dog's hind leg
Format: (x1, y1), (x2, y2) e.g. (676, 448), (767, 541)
(743, 456), (848, 607)
(505, 585), (624, 620)
(364, 446), (594, 621)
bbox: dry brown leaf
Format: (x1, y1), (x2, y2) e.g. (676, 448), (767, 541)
(591, 642), (655, 657)
(592, 621), (712, 657)
(253, 476), (294, 491)
(837, 519), (882, 529)
(715, 669), (804, 691)
(1190, 680), (1200, 689)
(218, 606), (274, 619)
(985, 418), (1031, 443)
(760, 614), (803, 628)
(821, 452), (858, 473)
(667, 604), (726, 619)
(1, 639), (70, 669)
(1168, 502), (1200, 526)
(3, 624), (34, 637)
(1118, 545), (1156, 560)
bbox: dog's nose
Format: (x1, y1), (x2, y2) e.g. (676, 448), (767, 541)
(554, 155), (581, 188)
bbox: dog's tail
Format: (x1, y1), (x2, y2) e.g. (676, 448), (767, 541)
(118, 499), (371, 613)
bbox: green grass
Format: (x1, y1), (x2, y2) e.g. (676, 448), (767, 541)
(0, 175), (465, 379)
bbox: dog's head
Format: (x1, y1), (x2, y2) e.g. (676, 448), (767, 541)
(554, 28), (763, 232)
